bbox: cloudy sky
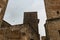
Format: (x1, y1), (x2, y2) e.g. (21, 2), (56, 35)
(4, 0), (47, 38)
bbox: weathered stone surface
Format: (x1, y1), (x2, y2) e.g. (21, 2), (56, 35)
(45, 19), (60, 40)
(0, 24), (40, 40)
(0, 0), (8, 27)
(44, 0), (60, 20)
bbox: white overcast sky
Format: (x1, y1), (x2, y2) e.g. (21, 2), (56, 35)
(4, 0), (47, 38)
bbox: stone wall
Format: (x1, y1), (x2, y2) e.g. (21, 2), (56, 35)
(44, 0), (60, 40)
(44, 0), (60, 20)
(0, 24), (40, 40)
(45, 19), (60, 40)
(41, 36), (46, 40)
(0, 0), (8, 27)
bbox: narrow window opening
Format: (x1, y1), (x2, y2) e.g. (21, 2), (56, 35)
(57, 11), (59, 14)
(58, 30), (60, 35)
(30, 39), (34, 40)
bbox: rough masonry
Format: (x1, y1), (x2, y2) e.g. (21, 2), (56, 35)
(42, 0), (60, 40)
(0, 0), (8, 27)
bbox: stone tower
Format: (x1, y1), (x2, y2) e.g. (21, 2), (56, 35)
(24, 12), (39, 33)
(0, 0), (40, 40)
(44, 0), (60, 40)
(0, 0), (8, 27)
